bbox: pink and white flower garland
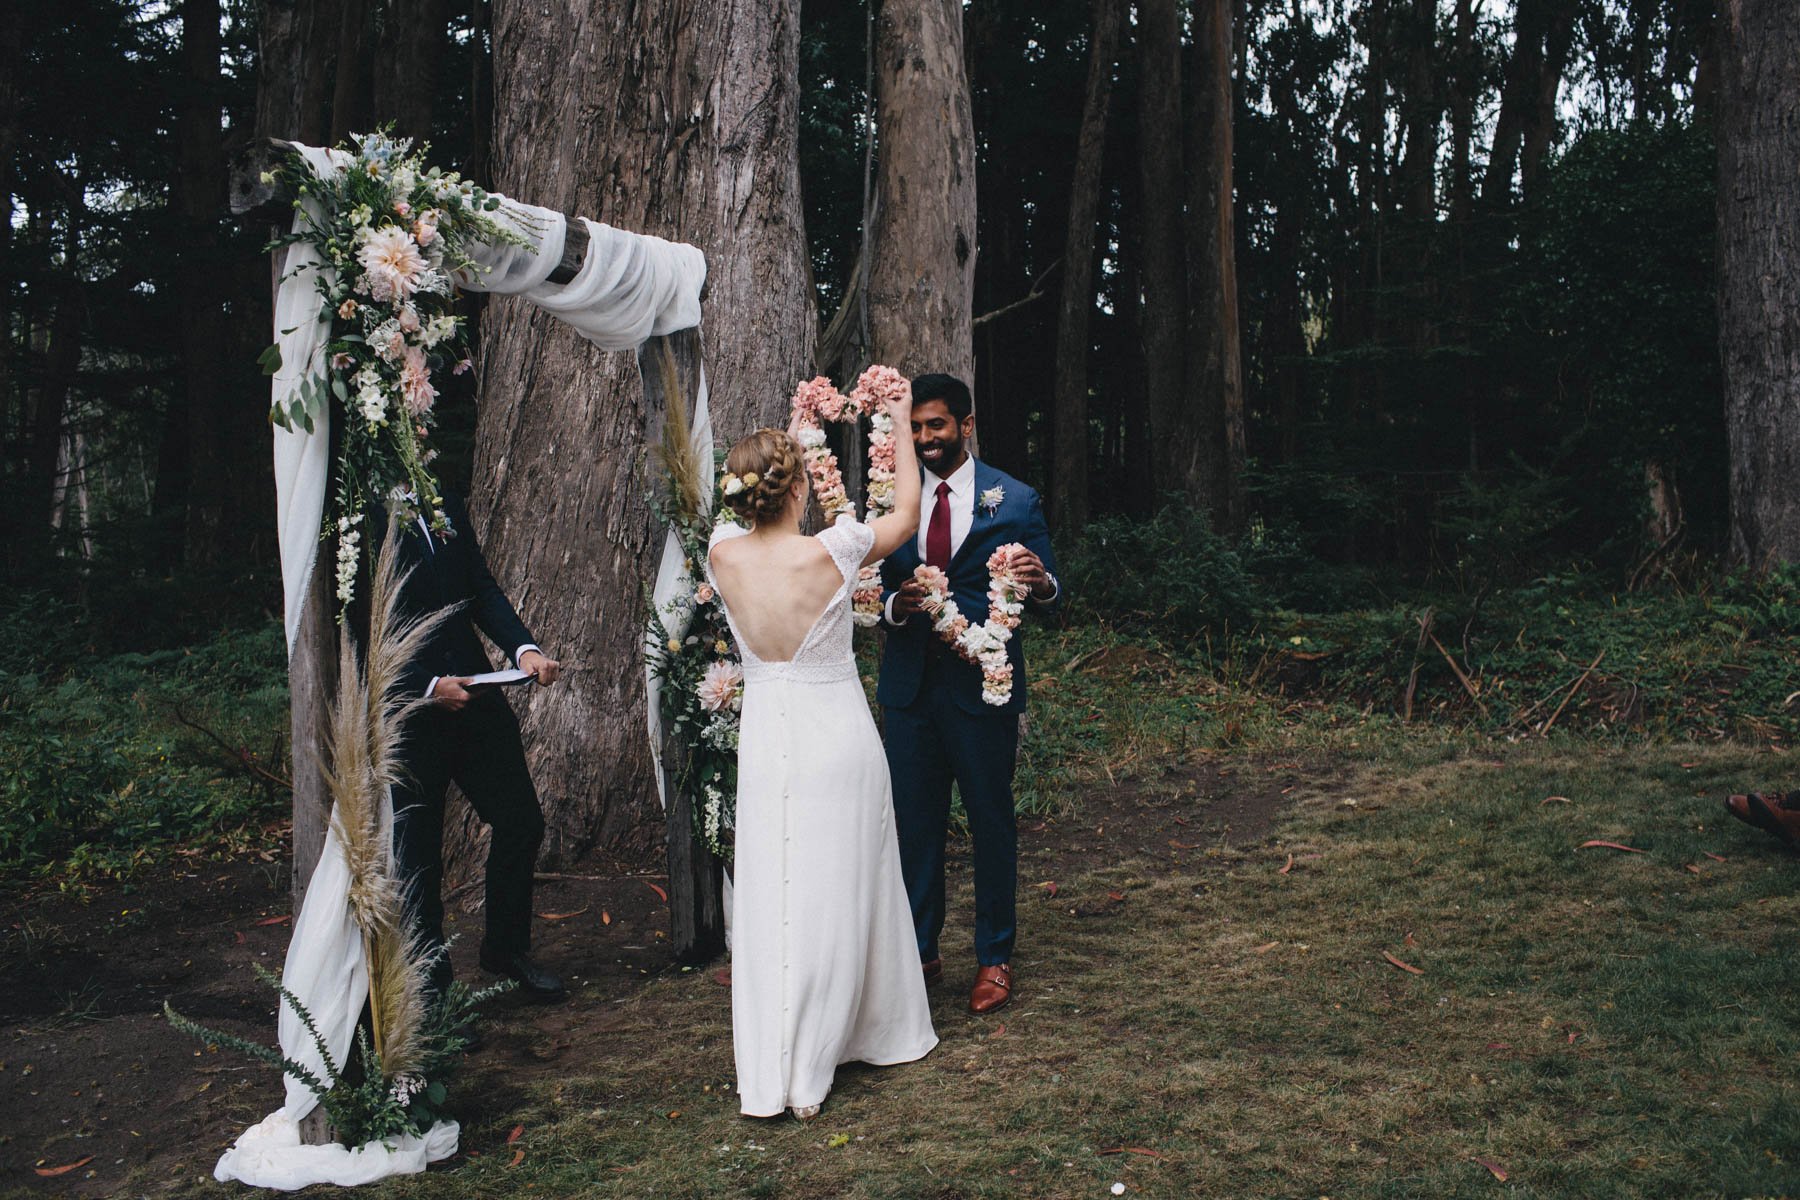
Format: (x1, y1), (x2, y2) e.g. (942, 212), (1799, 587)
(787, 365), (906, 626)
(912, 545), (1030, 706)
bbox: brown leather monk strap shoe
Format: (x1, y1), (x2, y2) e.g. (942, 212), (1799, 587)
(969, 962), (1012, 1014)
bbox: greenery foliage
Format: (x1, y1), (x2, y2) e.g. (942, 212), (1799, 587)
(164, 964), (510, 1147)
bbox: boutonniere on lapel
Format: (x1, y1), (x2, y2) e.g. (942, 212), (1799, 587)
(979, 485), (1005, 517)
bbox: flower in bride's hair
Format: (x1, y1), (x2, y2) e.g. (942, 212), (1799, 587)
(741, 472), (760, 487)
(720, 472), (744, 497)
(698, 659), (744, 714)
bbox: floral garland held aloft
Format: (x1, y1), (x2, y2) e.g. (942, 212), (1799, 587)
(787, 365), (908, 625)
(912, 546), (1031, 706)
(260, 129), (527, 613)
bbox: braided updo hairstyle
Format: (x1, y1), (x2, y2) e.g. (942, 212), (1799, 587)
(720, 428), (806, 527)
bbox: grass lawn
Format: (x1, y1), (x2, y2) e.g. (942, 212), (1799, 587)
(271, 735), (1795, 1200)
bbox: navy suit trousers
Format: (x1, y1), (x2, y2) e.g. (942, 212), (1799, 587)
(883, 661), (1021, 966)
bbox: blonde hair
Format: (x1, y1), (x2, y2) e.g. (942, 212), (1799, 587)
(720, 428), (805, 526)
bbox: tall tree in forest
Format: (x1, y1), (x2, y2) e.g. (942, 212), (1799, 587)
(1050, 0), (1122, 532)
(476, 0), (813, 856)
(1718, 0), (1800, 569)
(1136, 0), (1190, 507)
(1185, 0), (1245, 530)
(867, 0), (978, 383)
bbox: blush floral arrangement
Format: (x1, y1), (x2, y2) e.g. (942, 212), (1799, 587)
(259, 128), (526, 613)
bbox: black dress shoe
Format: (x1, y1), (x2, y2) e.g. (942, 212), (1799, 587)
(478, 947), (567, 1001)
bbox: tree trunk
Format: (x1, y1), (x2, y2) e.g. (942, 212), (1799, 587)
(1136, 0), (1187, 509)
(254, 0), (336, 146)
(867, 0), (977, 385)
(1184, 0), (1245, 531)
(473, 0), (813, 862)
(1049, 0), (1122, 533)
(1719, 0), (1800, 569)
(329, 0), (373, 143)
(1483, 0), (1575, 207)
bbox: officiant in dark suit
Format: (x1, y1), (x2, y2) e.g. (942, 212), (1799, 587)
(356, 490), (566, 1002)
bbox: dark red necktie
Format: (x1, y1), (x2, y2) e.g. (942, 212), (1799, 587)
(926, 480), (952, 570)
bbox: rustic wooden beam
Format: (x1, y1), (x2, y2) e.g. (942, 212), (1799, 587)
(228, 136), (591, 285)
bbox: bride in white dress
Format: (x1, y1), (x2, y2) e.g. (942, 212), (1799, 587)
(706, 393), (937, 1120)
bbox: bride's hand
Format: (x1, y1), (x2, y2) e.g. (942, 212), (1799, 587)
(881, 390), (912, 426)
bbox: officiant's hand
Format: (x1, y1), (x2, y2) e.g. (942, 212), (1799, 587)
(520, 649), (561, 686)
(432, 676), (476, 711)
(1008, 548), (1055, 601)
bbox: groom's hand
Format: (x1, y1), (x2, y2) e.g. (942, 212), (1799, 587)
(432, 676), (475, 711)
(1009, 549), (1055, 601)
(892, 579), (928, 619)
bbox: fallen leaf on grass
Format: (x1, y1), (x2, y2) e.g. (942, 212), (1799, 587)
(234, 931), (246, 945)
(1684, 864), (1703, 875)
(827, 1133), (850, 1148)
(1168, 839), (1198, 850)
(645, 881), (669, 903)
(1578, 840), (1646, 853)
(989, 1023), (1006, 1039)
(666, 1110), (681, 1119)
(1383, 951), (1425, 975)
(1279, 854), (1294, 875)
(1485, 1042), (1512, 1050)
(1099, 1147), (1168, 1160)
(34, 1157), (93, 1177)
(1036, 880), (1058, 899)
(536, 907), (589, 921)
(506, 1149), (524, 1167)
(506, 1124), (524, 1145)
(1253, 942), (1280, 954)
(1540, 795), (1571, 805)
(712, 967), (732, 987)
(1107, 890), (1125, 902)
(1704, 852), (1727, 862)
(1680, 761), (1702, 768)
(254, 915), (292, 927)
(602, 911), (612, 926)
(1472, 1156), (1508, 1181)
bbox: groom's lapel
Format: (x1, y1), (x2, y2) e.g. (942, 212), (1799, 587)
(949, 459), (1000, 572)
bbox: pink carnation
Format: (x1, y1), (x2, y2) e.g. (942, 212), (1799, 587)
(790, 376), (845, 421)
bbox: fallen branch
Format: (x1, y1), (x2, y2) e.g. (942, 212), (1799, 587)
(1402, 607), (1434, 723)
(1424, 625), (1489, 717)
(169, 704), (293, 791)
(1538, 649), (1606, 735)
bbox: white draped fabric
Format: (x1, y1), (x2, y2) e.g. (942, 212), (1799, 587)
(260, 144), (708, 1186)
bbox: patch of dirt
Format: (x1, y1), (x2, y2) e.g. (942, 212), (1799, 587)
(0, 759), (1306, 1196)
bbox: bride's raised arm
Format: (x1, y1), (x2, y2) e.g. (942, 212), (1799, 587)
(865, 389), (920, 563)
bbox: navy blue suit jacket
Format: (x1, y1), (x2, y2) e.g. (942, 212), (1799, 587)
(876, 460), (1061, 716)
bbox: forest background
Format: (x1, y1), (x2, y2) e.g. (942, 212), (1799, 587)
(1, 0), (1794, 908)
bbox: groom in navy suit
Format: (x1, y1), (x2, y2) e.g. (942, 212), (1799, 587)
(878, 374), (1061, 1014)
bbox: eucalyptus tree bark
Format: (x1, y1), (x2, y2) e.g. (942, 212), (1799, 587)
(473, 0), (813, 860)
(867, 0), (977, 385)
(1718, 0), (1800, 569)
(1183, 0), (1244, 530)
(1136, 0), (1189, 508)
(1049, 0), (1122, 533)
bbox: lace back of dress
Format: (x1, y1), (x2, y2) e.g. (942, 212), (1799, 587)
(706, 520), (872, 683)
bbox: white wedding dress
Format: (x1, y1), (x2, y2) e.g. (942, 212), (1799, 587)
(708, 519), (938, 1117)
